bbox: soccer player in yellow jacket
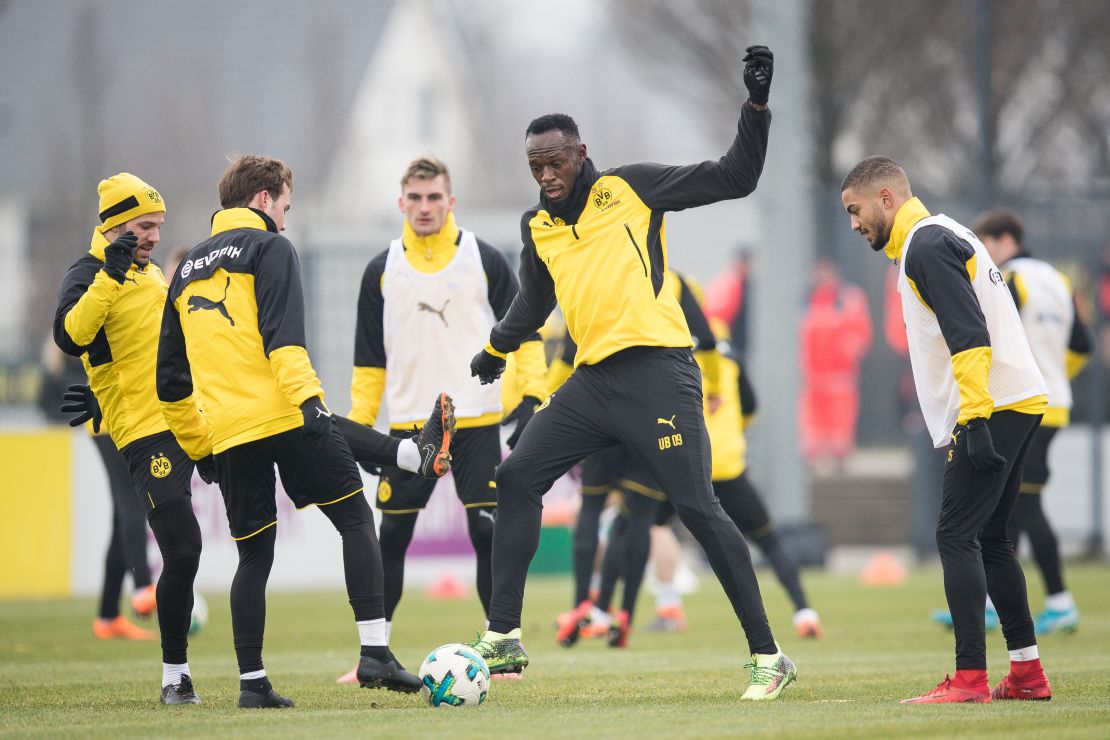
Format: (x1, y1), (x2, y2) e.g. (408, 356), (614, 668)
(464, 46), (798, 701)
(156, 155), (453, 707)
(54, 173), (203, 705)
(842, 156), (1051, 703)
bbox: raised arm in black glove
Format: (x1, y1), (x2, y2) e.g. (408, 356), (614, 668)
(964, 417), (1007, 473)
(60, 383), (102, 433)
(470, 347), (507, 385)
(503, 395), (542, 449)
(102, 231), (137, 283)
(743, 45), (774, 105)
(300, 396), (333, 441)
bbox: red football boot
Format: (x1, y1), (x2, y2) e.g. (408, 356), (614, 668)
(992, 659), (1052, 701)
(555, 600), (593, 647)
(900, 670), (990, 704)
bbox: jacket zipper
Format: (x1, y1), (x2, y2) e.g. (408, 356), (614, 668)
(624, 224), (648, 277)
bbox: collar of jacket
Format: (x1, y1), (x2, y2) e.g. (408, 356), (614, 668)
(88, 230), (110, 261)
(540, 158), (599, 223)
(210, 207), (278, 237)
(884, 196), (931, 261)
(402, 211), (460, 260)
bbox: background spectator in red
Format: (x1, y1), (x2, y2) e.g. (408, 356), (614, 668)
(799, 259), (873, 469)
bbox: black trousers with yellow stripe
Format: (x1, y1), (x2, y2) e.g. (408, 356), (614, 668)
(488, 346), (775, 655)
(938, 410), (1041, 670)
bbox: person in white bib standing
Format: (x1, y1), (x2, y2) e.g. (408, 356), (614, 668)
(972, 209), (1091, 635)
(841, 156), (1052, 704)
(341, 157), (548, 683)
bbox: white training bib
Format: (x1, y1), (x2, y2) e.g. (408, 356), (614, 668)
(897, 215), (1046, 448)
(1006, 257), (1074, 411)
(381, 229), (502, 425)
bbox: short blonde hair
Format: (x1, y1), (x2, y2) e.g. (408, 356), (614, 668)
(401, 156), (451, 193)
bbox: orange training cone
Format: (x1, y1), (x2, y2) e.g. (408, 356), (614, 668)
(859, 551), (907, 587)
(426, 572), (469, 600)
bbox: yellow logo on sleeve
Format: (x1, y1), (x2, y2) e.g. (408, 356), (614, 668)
(377, 480), (393, 503)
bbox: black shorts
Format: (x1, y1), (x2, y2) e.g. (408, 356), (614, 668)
(1019, 425), (1058, 492)
(579, 445), (664, 500)
(214, 420), (364, 540)
(376, 424), (500, 513)
(120, 430), (194, 516)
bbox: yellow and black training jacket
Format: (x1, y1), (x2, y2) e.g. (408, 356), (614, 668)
(488, 102), (770, 366)
(156, 208), (324, 458)
(54, 239), (171, 449)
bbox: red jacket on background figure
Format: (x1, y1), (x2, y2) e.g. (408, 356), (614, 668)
(800, 262), (873, 464)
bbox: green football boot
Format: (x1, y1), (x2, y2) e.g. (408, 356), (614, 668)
(740, 645), (797, 701)
(467, 628), (529, 676)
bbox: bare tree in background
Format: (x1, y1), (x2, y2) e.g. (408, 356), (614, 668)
(611, 0), (1110, 197)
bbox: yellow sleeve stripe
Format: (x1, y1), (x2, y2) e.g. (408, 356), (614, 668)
(905, 276), (933, 313)
(269, 345), (324, 408)
(951, 345), (994, 424)
(484, 343), (508, 360)
(350, 366), (386, 426)
(965, 253), (977, 284)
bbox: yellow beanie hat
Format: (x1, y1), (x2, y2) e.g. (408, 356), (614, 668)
(90, 173), (165, 248)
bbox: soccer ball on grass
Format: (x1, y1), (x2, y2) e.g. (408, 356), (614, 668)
(418, 643), (490, 708)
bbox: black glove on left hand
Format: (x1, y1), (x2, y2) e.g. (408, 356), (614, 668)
(964, 417), (1007, 473)
(470, 348), (507, 385)
(503, 395), (543, 449)
(743, 45), (774, 105)
(195, 454), (219, 485)
(300, 397), (333, 441)
(60, 383), (102, 433)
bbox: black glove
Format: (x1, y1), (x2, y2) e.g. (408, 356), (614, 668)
(743, 45), (774, 105)
(195, 454), (218, 485)
(470, 348), (507, 385)
(102, 231), (137, 284)
(59, 383), (102, 433)
(300, 397), (333, 441)
(964, 417), (1007, 473)
(503, 395), (542, 450)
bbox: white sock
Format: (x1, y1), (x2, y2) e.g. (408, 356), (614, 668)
(985, 596), (996, 612)
(792, 608), (819, 626)
(384, 620), (393, 644)
(162, 662), (189, 688)
(240, 669), (267, 681)
(655, 581), (681, 610)
(357, 618), (387, 647)
(396, 438), (420, 473)
(1045, 591), (1075, 611)
(1009, 645), (1039, 662)
(589, 607), (611, 627)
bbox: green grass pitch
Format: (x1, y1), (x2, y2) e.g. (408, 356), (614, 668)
(2, 563), (1109, 738)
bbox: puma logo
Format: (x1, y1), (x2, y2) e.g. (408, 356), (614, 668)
(315, 407), (331, 419)
(417, 299), (450, 326)
(124, 276), (138, 285)
(478, 508), (496, 523)
(657, 415), (677, 429)
(187, 276), (235, 326)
